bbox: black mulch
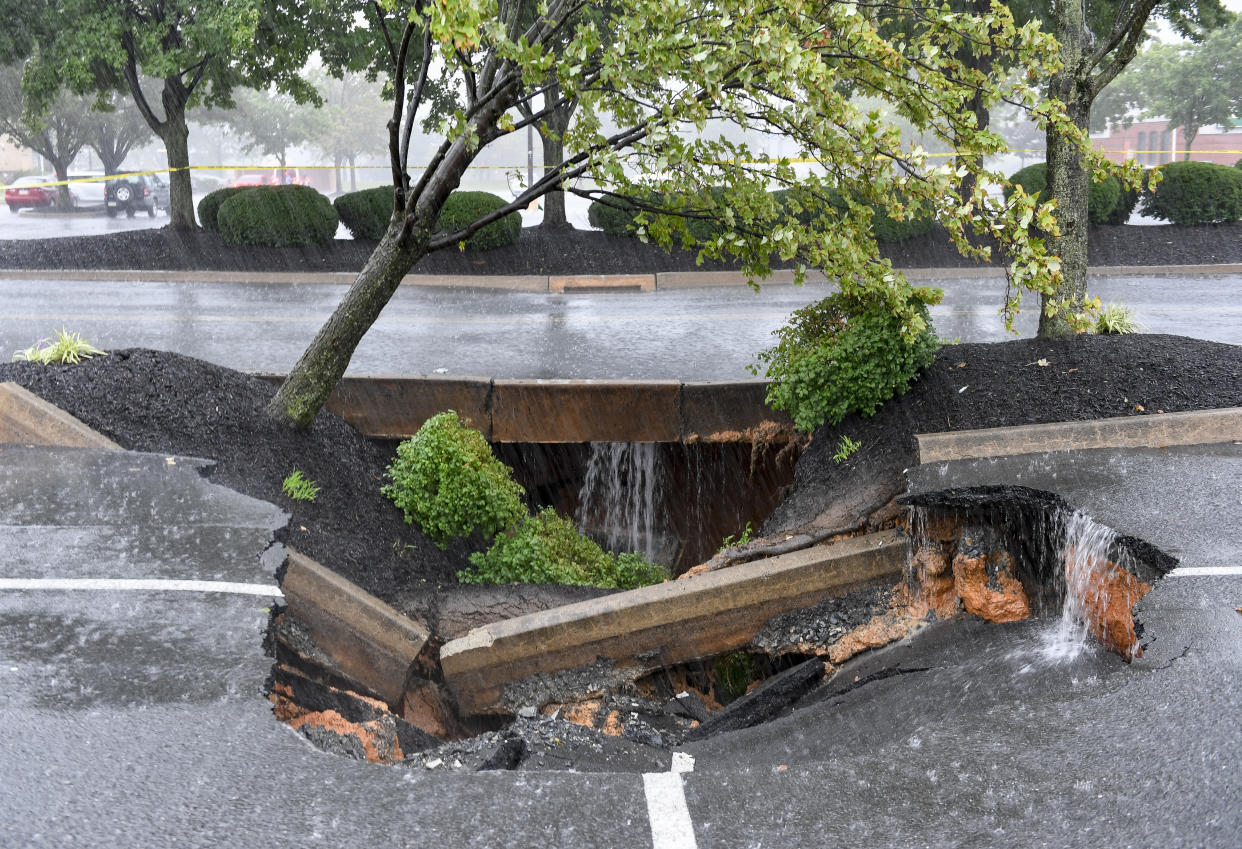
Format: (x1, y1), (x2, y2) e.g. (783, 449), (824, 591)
(765, 334), (1242, 534)
(3, 222), (1241, 274)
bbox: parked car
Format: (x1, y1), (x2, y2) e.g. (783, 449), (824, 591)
(231, 173), (269, 188)
(146, 173), (170, 212)
(105, 174), (159, 217)
(5, 175), (58, 212)
(68, 172), (107, 208)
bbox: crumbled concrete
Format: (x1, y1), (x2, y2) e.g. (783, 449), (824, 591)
(498, 658), (640, 714)
(750, 584), (890, 655)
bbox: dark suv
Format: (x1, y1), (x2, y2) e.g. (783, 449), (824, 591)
(106, 174), (168, 217)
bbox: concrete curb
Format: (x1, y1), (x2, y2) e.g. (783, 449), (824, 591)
(440, 529), (906, 716)
(281, 549), (429, 707)
(255, 373), (794, 443)
(916, 406), (1242, 463)
(0, 381), (121, 450)
(4, 263), (1238, 288)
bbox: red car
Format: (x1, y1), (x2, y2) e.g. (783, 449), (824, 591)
(5, 175), (58, 212)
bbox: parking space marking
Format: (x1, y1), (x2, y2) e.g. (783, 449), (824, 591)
(0, 578), (283, 597)
(1168, 566), (1242, 577)
(644, 752), (699, 849)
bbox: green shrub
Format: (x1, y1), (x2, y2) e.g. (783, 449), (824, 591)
(754, 289), (940, 432)
(1005, 163), (1121, 224)
(217, 185), (339, 246)
(870, 204), (934, 242)
(1105, 179), (1143, 225)
(587, 196), (640, 235)
(1139, 160), (1242, 225)
(460, 507), (669, 589)
(1088, 175), (1122, 225)
(382, 411), (527, 549)
(1235, 157), (1242, 170)
(436, 190), (521, 250)
(334, 186), (393, 240)
(197, 187), (249, 231)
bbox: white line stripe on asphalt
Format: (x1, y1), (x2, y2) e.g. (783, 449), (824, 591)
(643, 771), (698, 849)
(0, 578), (283, 597)
(1168, 566), (1242, 577)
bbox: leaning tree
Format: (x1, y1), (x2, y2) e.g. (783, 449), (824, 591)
(268, 0), (1091, 430)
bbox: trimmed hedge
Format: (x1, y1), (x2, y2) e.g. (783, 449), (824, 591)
(197, 187), (249, 231)
(334, 186), (393, 240)
(1005, 163), (1121, 224)
(1140, 160), (1242, 225)
(590, 187), (931, 243)
(436, 190), (521, 250)
(216, 185), (339, 247)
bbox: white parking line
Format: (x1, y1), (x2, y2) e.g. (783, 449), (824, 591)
(0, 578), (283, 597)
(1168, 566), (1242, 577)
(644, 752), (699, 849)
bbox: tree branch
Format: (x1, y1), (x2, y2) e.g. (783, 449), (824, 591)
(399, 22), (434, 177)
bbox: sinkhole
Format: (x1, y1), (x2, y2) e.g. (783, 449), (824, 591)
(266, 464), (1177, 771)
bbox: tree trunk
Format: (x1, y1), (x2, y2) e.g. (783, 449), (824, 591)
(161, 113), (196, 229)
(540, 131), (571, 229)
(1038, 0), (1092, 339)
(1039, 96), (1092, 338)
(266, 218), (424, 429)
(1182, 127), (1197, 161)
(348, 155), (357, 192)
(52, 162), (73, 210)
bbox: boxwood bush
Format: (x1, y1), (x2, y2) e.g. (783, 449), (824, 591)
(1139, 160), (1242, 225)
(460, 507), (669, 589)
(382, 411), (527, 549)
(592, 187), (931, 243)
(1005, 163), (1121, 224)
(334, 186), (393, 240)
(436, 190), (521, 250)
(216, 185), (339, 246)
(197, 187), (249, 231)
(754, 288), (940, 432)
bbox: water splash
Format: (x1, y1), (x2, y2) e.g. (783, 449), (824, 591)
(1039, 509), (1120, 662)
(576, 442), (662, 562)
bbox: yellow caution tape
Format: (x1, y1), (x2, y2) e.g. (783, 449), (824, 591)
(8, 149), (1242, 191)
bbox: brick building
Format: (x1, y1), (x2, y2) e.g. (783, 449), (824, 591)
(1093, 118), (1242, 166)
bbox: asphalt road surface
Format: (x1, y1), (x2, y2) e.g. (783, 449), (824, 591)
(1, 271), (1239, 379)
(2, 439), (1239, 847)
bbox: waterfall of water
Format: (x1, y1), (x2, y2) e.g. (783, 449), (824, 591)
(1040, 509), (1122, 662)
(576, 442), (663, 563)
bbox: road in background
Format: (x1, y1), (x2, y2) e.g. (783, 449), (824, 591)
(0, 271), (1237, 379)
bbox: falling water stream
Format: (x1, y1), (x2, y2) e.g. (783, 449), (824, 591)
(576, 442), (663, 563)
(1038, 509), (1122, 662)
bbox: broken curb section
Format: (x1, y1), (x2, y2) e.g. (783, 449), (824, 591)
(0, 381), (121, 450)
(439, 529), (906, 716)
(280, 549), (429, 707)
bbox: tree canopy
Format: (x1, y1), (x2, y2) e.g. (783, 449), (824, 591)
(268, 0), (1089, 428)
(2, 0), (322, 227)
(1112, 19), (1242, 158)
